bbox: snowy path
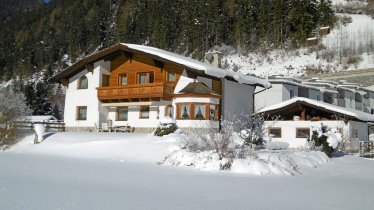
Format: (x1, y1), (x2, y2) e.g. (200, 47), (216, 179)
(1, 152), (374, 209)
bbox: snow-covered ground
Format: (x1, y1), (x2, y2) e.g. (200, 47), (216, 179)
(1, 132), (374, 209)
(332, 0), (368, 7)
(222, 13), (374, 78)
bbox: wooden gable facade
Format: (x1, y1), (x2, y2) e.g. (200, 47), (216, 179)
(96, 50), (222, 103)
(97, 52), (185, 102)
(261, 100), (362, 122)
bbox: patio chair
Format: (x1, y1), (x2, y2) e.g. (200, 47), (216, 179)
(101, 123), (110, 132)
(94, 123), (102, 132)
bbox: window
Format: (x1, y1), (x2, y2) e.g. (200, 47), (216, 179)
(140, 106), (150, 119)
(269, 128), (281, 138)
(179, 104), (191, 119)
(165, 105), (174, 118)
(296, 128), (310, 138)
(118, 74), (127, 86)
(138, 72), (154, 84)
(194, 104), (206, 119)
(77, 106), (87, 120)
(78, 76), (88, 89)
(117, 107), (128, 121)
(209, 105), (217, 120)
(167, 71), (176, 82)
(289, 90), (294, 98)
(177, 103), (219, 120)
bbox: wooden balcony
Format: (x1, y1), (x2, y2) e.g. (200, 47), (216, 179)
(97, 82), (174, 101)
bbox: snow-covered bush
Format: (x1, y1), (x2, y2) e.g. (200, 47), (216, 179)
(0, 87), (31, 149)
(307, 124), (342, 157)
(183, 120), (235, 170)
(154, 117), (178, 137)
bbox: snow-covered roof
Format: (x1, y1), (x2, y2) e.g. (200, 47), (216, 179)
(177, 81), (220, 96)
(337, 86), (367, 95)
(258, 97), (374, 122)
(269, 79), (338, 94)
(123, 44), (270, 88)
(53, 43), (271, 88)
(363, 85), (374, 92)
(24, 115), (58, 122)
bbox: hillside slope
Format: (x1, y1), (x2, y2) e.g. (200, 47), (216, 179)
(222, 13), (374, 78)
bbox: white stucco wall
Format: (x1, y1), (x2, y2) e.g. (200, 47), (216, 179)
(222, 79), (255, 123)
(104, 100), (172, 128)
(282, 84), (298, 101)
(264, 120), (368, 151)
(64, 61), (110, 130)
(173, 97), (219, 104)
(344, 90), (355, 109)
(255, 84), (283, 110)
(308, 89), (322, 101)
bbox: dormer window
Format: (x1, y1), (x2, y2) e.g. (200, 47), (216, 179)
(78, 76), (88, 89)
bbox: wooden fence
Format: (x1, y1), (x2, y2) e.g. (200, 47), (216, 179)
(16, 121), (65, 132)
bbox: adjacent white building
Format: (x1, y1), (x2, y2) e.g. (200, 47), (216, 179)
(258, 97), (374, 151)
(256, 75), (374, 114)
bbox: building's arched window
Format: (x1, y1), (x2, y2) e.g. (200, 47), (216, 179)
(78, 76), (88, 89)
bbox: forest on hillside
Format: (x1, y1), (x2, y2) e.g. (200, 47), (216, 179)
(0, 0), (335, 80)
(0, 0), (335, 117)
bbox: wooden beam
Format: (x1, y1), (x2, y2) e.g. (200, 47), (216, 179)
(121, 50), (133, 59)
(103, 51), (121, 61)
(60, 79), (69, 87)
(153, 59), (164, 69)
(301, 108), (306, 120)
(85, 63), (94, 73)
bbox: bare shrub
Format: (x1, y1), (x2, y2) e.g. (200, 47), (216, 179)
(182, 111), (277, 169)
(346, 55), (362, 65)
(0, 87), (31, 149)
(184, 120), (235, 163)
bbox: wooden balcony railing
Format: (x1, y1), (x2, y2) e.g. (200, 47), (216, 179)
(97, 82), (174, 101)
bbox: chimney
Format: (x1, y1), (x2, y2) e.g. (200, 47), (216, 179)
(204, 51), (222, 68)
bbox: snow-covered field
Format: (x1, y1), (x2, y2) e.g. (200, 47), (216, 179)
(1, 132), (374, 210)
(223, 12), (374, 78)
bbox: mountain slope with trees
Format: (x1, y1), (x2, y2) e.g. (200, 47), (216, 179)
(0, 0), (335, 116)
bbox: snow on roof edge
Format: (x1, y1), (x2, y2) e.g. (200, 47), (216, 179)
(257, 97), (374, 122)
(122, 43), (271, 88)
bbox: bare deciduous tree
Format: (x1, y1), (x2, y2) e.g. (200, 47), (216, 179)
(0, 87), (31, 149)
